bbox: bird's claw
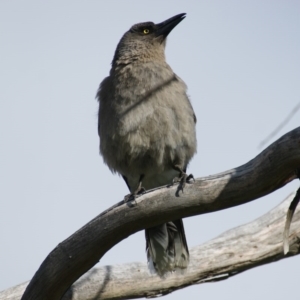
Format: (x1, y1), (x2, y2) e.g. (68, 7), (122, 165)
(173, 172), (194, 193)
(186, 173), (195, 182)
(124, 186), (146, 203)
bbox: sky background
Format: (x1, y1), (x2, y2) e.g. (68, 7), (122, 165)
(0, 1), (300, 299)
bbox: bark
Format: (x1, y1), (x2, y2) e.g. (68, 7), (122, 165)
(1, 127), (299, 300)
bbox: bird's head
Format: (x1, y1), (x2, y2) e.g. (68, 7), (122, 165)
(112, 13), (186, 66)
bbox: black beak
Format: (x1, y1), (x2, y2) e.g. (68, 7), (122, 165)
(155, 13), (186, 39)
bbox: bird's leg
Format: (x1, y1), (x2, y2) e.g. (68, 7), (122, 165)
(283, 168), (300, 254)
(124, 174), (145, 202)
(172, 164), (194, 193)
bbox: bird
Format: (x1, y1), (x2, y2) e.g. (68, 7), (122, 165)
(96, 13), (197, 276)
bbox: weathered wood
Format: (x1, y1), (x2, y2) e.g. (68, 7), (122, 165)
(4, 127), (300, 300)
(0, 283), (28, 300)
(1, 192), (300, 300)
(283, 186), (300, 254)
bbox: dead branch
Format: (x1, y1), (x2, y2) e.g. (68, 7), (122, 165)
(2, 127), (300, 300)
(1, 192), (300, 300)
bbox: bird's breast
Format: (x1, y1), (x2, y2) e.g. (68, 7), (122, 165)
(99, 63), (196, 177)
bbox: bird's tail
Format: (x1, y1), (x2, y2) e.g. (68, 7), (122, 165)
(145, 219), (189, 277)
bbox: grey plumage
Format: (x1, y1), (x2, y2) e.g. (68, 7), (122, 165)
(97, 13), (197, 276)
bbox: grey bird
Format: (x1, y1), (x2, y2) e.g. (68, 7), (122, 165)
(97, 13), (197, 276)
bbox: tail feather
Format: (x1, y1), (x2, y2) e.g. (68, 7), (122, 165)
(145, 219), (189, 276)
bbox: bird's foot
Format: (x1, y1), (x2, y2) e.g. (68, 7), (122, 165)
(124, 186), (146, 203)
(173, 172), (194, 193)
(172, 163), (195, 194)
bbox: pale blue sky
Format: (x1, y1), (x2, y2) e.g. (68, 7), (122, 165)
(0, 1), (299, 299)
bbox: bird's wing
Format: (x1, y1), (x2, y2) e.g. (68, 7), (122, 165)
(96, 76), (111, 134)
(174, 74), (197, 124)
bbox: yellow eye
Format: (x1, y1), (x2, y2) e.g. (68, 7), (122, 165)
(143, 28), (150, 34)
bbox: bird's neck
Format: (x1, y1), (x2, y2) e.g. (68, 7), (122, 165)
(112, 50), (166, 69)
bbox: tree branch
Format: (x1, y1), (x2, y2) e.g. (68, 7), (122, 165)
(1, 192), (300, 300)
(4, 127), (300, 300)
